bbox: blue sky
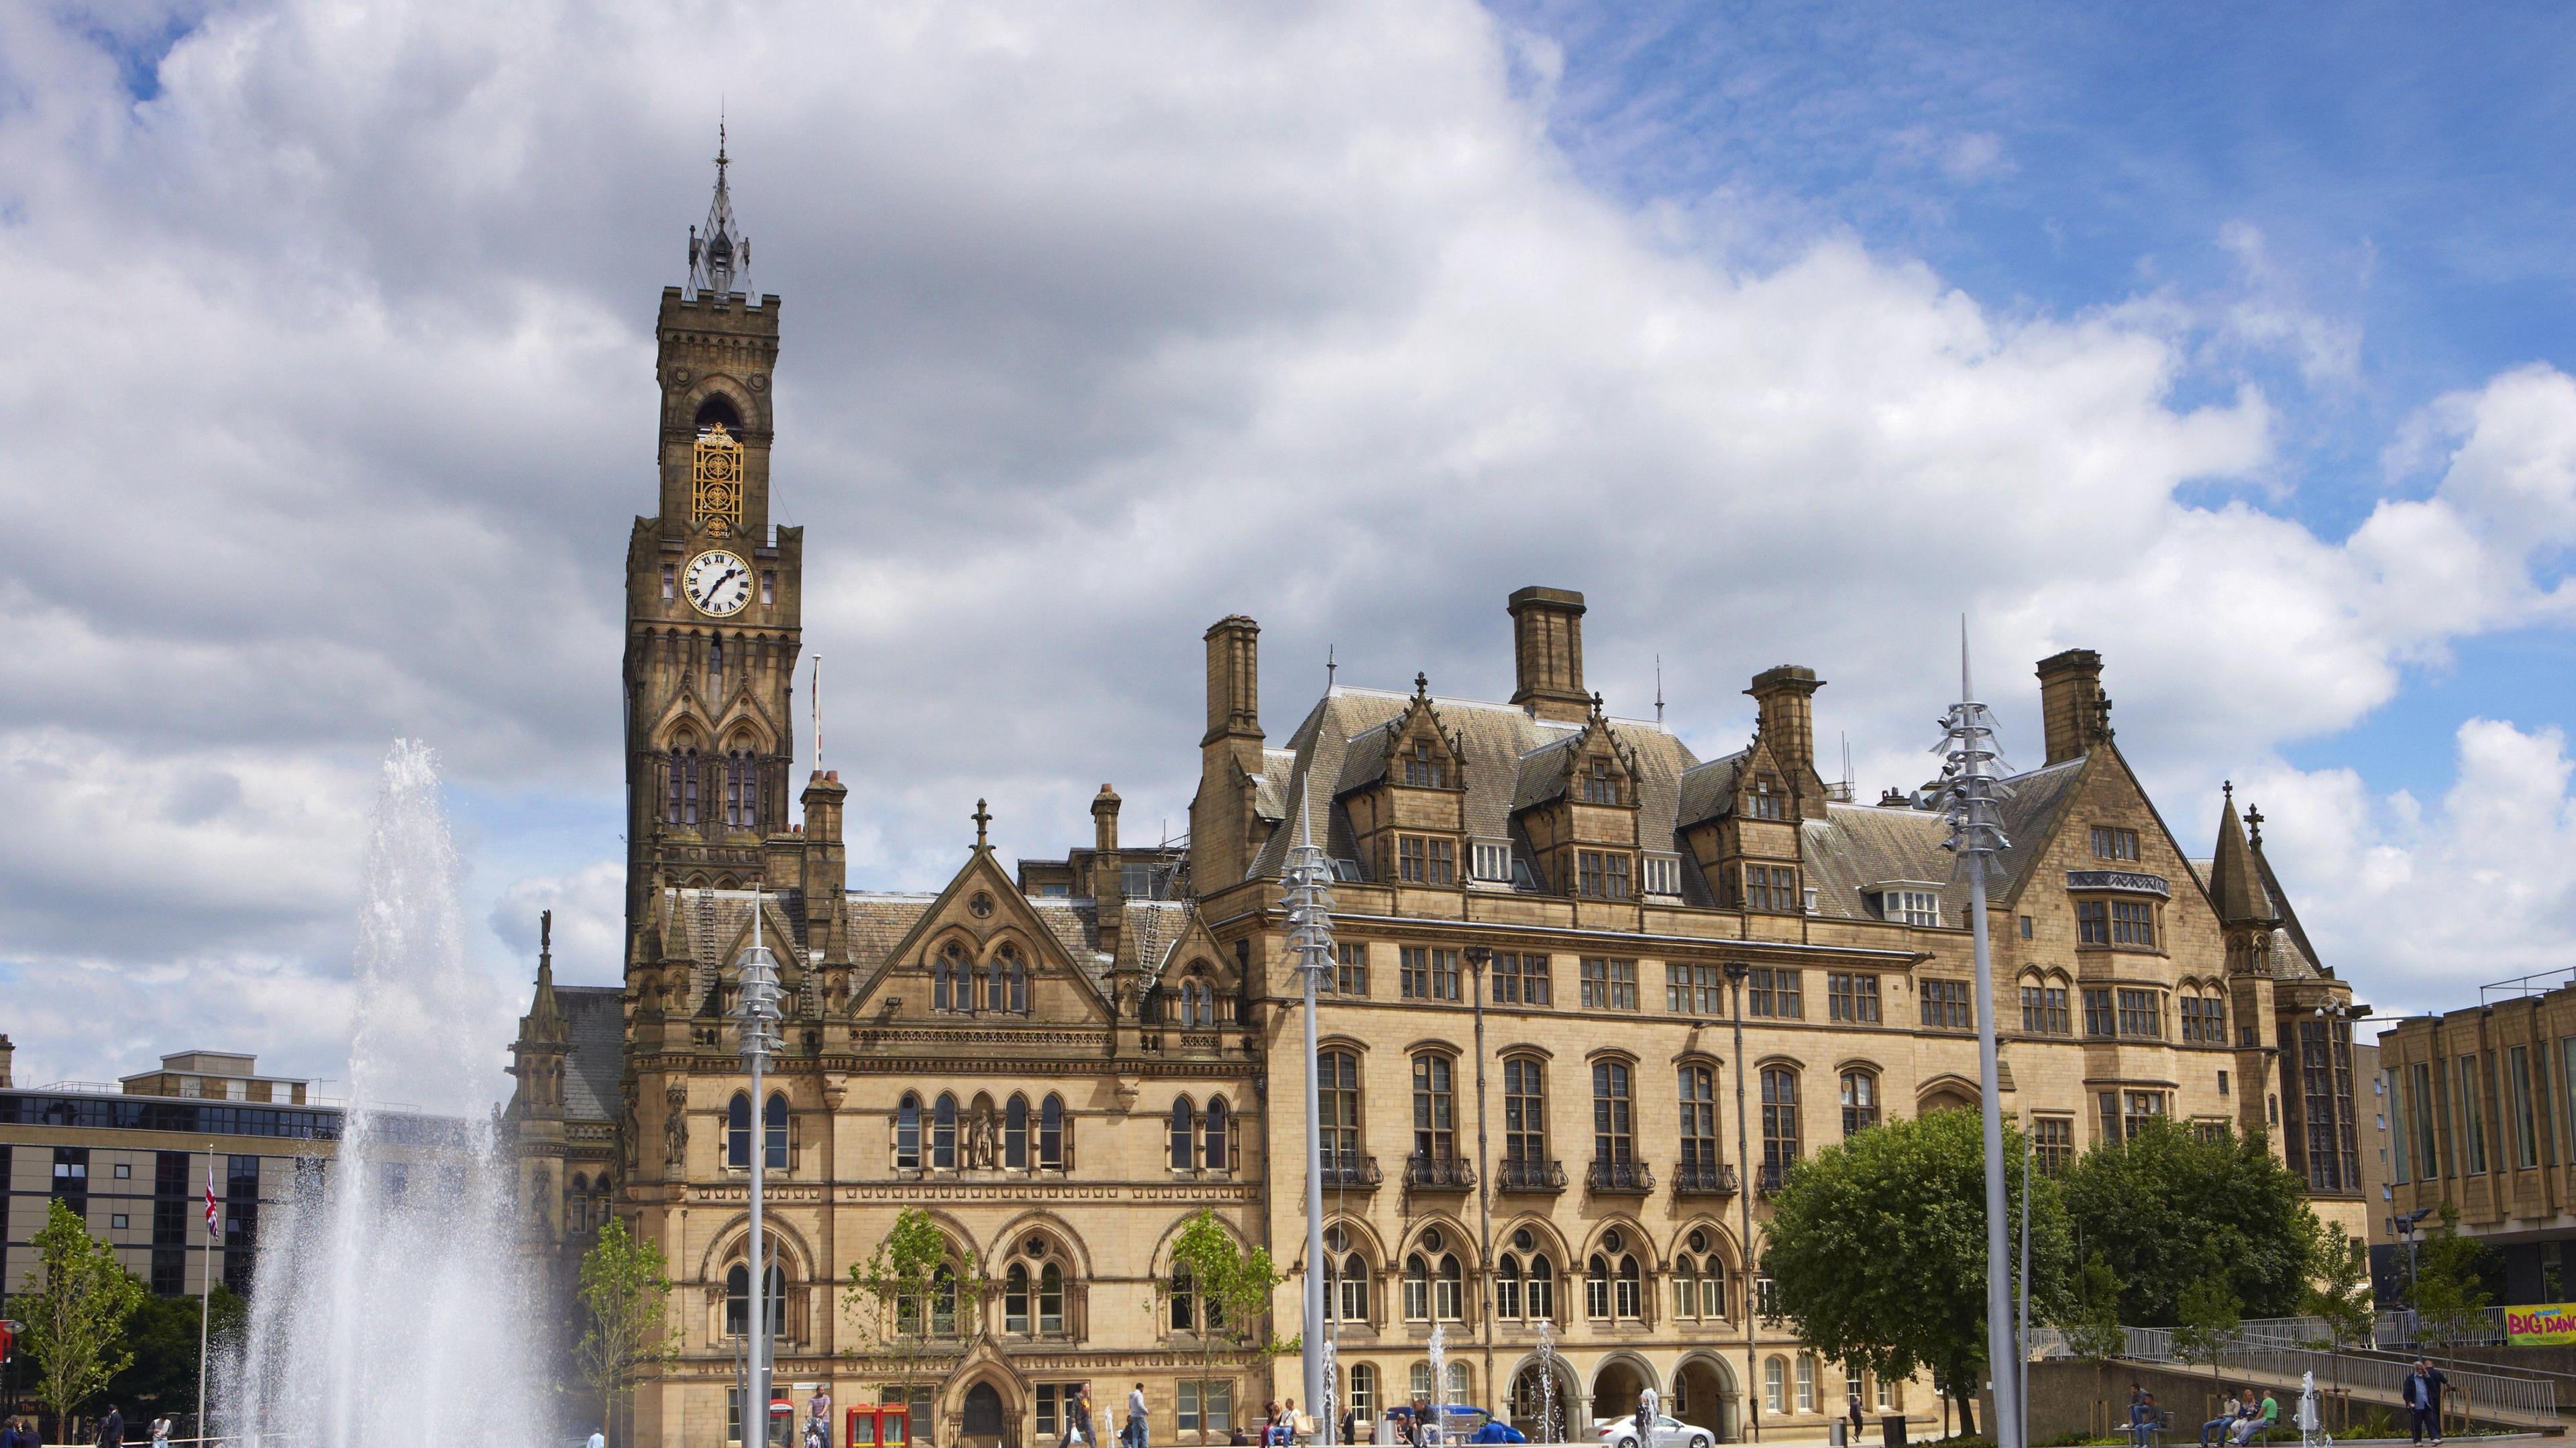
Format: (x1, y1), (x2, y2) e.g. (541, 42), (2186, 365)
(1492, 0), (2576, 800)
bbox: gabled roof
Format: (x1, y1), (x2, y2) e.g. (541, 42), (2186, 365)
(1244, 685), (1701, 881)
(1674, 750), (1748, 829)
(2254, 842), (2326, 977)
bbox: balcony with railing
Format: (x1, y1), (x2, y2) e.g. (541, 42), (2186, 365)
(1405, 1153), (1477, 1190)
(1756, 1162), (1790, 1195)
(1322, 1152), (1383, 1190)
(1494, 1156), (1566, 1193)
(1672, 1161), (1739, 1197)
(1585, 1157), (1655, 1194)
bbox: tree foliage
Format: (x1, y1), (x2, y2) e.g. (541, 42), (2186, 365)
(844, 1208), (977, 1391)
(104, 1285), (247, 1421)
(2302, 1225), (2373, 1429)
(578, 1217), (678, 1437)
(4, 1199), (148, 1435)
(2409, 1203), (2495, 1348)
(1166, 1210), (1288, 1431)
(2060, 1119), (2319, 1326)
(2171, 1274), (2243, 1398)
(1761, 1109), (2072, 1434)
(2055, 1254), (2131, 1436)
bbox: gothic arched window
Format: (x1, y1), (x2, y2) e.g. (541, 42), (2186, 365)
(724, 748), (758, 828)
(932, 1093), (958, 1170)
(1003, 946), (1028, 1013)
(985, 954), (1008, 1013)
(666, 746), (700, 826)
(1038, 1094), (1065, 1169)
(1004, 1095), (1029, 1169)
(764, 1093), (788, 1169)
(895, 1093), (921, 1170)
(1170, 1098), (1196, 1171)
(709, 636), (724, 689)
(1203, 1097), (1229, 1173)
(726, 1092), (751, 1169)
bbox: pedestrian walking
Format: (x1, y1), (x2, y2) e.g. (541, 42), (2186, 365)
(1128, 1384), (1150, 1448)
(150, 1415), (171, 1448)
(96, 1404), (125, 1448)
(2403, 1360), (2447, 1445)
(1847, 1392), (1864, 1439)
(588, 1431), (606, 1448)
(1064, 1386), (1096, 1448)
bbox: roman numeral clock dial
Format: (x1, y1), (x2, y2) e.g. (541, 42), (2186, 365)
(683, 549), (752, 616)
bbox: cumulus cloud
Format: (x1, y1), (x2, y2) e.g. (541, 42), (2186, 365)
(0, 0), (2569, 1101)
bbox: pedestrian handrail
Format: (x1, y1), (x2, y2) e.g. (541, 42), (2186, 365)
(2111, 1325), (2558, 1427)
(2374, 1306), (2511, 1349)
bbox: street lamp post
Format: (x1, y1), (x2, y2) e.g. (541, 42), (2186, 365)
(1934, 628), (2018, 1448)
(1465, 946), (1497, 1412)
(739, 887), (786, 1448)
(1284, 795), (1336, 1445)
(1725, 960), (1759, 1445)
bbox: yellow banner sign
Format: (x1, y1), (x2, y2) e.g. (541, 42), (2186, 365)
(2506, 1304), (2576, 1343)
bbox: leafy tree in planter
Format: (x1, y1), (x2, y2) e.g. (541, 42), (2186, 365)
(2301, 1225), (2373, 1429)
(2171, 1272), (2243, 1412)
(2054, 1253), (2130, 1436)
(2409, 1203), (2495, 1351)
(579, 1217), (678, 1441)
(1762, 1109), (2072, 1438)
(1163, 1210), (1288, 1445)
(845, 1209), (979, 1431)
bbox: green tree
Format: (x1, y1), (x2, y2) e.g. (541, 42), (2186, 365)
(2409, 1203), (2495, 1350)
(1164, 1209), (1288, 1443)
(1761, 1109), (2072, 1437)
(4, 1199), (147, 1437)
(2301, 1225), (2373, 1429)
(103, 1286), (248, 1425)
(844, 1209), (977, 1422)
(579, 1217), (678, 1441)
(2061, 1119), (2320, 1325)
(2171, 1274), (2243, 1408)
(2053, 1253), (2131, 1436)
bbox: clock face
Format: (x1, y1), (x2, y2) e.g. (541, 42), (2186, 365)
(683, 550), (752, 616)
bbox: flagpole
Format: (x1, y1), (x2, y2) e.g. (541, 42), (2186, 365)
(197, 1144), (215, 1448)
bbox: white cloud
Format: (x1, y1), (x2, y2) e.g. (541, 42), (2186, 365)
(0, 0), (2569, 1104)
(2234, 718), (2576, 1018)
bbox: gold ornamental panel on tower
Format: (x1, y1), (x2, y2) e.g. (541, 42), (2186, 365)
(692, 422), (744, 535)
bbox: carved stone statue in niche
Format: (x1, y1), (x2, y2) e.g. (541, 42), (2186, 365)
(966, 1107), (994, 1169)
(529, 1164), (553, 1225)
(665, 1080), (690, 1166)
(617, 1087), (640, 1170)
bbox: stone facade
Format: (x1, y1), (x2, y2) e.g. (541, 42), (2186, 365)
(504, 155), (2371, 1448)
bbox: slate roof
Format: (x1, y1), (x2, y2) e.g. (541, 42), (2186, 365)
(558, 986), (625, 1123)
(1246, 686), (1703, 883)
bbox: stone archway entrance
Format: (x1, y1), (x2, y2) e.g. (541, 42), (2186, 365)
(961, 1383), (1007, 1448)
(1509, 1361), (1576, 1443)
(1672, 1357), (1735, 1443)
(1592, 1360), (1652, 1426)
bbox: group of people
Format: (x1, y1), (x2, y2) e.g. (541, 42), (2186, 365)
(0, 1404), (176, 1448)
(2190, 1387), (2279, 1448)
(1040, 1383), (1155, 1448)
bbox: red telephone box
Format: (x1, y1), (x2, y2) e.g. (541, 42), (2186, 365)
(849, 1406), (912, 1448)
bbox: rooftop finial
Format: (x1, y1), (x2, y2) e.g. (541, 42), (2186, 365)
(1655, 655), (1665, 726)
(973, 799), (991, 850)
(2245, 803), (2265, 847)
(1415, 671), (1429, 700)
(1326, 644), (1336, 691)
(687, 117), (749, 298)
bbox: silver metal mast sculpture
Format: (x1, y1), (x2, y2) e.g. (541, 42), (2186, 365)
(739, 887), (786, 1448)
(1933, 623), (2018, 1448)
(1283, 784), (1336, 1443)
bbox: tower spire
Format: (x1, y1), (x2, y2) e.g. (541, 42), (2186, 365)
(687, 120), (749, 298)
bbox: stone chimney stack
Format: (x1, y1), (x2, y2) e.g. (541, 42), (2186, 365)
(1507, 586), (1590, 723)
(2036, 649), (2112, 766)
(1092, 784), (1125, 957)
(1191, 617), (1266, 894)
(0, 1034), (13, 1089)
(1746, 665), (1830, 818)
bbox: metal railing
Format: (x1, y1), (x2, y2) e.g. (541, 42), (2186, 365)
(1320, 1152), (1381, 1188)
(1404, 1153), (1476, 1189)
(2373, 1306), (2510, 1348)
(1495, 1156), (1566, 1192)
(1585, 1157), (1654, 1194)
(2112, 1325), (2558, 1427)
(1672, 1161), (1740, 1196)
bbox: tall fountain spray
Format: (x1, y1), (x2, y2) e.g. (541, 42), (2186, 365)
(1534, 1321), (1560, 1445)
(221, 741), (541, 1448)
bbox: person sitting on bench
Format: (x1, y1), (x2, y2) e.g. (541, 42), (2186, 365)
(2228, 1392), (2278, 1445)
(2202, 1389), (2256, 1448)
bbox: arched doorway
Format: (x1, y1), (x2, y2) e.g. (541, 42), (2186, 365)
(1672, 1357), (1735, 1443)
(961, 1383), (1006, 1448)
(1509, 1361), (1576, 1443)
(1592, 1359), (1654, 1426)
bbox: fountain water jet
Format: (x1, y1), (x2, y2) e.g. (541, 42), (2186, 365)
(219, 741), (544, 1448)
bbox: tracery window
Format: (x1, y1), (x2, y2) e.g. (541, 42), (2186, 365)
(665, 746), (700, 826)
(722, 748), (759, 828)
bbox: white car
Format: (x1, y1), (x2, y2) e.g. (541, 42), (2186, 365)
(1595, 1414), (1710, 1448)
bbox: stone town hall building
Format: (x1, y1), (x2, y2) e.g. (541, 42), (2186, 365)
(504, 156), (2373, 1448)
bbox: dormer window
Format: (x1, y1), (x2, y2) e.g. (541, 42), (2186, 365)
(1471, 840), (1514, 883)
(1874, 888), (1941, 927)
(1582, 758), (1621, 805)
(1404, 740), (1449, 789)
(1748, 775), (1786, 821)
(1397, 835), (1456, 885)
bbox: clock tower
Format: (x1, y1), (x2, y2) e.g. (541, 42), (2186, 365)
(623, 133), (808, 935)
